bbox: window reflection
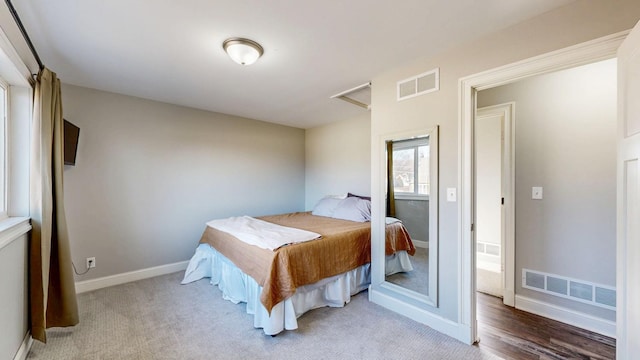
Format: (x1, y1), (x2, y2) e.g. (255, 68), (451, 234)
(392, 139), (429, 196)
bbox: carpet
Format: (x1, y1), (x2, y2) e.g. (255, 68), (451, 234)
(386, 247), (429, 295)
(27, 272), (502, 360)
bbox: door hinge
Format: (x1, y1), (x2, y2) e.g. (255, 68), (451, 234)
(471, 223), (474, 231)
(501, 197), (504, 205)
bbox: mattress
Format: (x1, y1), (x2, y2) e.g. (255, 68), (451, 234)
(182, 244), (413, 335)
(196, 212), (414, 312)
(181, 211), (415, 334)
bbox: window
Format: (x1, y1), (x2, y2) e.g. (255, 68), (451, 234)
(392, 137), (429, 197)
(0, 32), (33, 222)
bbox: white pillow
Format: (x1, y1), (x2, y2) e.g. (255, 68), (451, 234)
(325, 193), (348, 199)
(311, 197), (343, 217)
(331, 197), (371, 222)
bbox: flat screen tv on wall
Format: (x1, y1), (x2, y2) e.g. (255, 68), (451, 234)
(64, 119), (80, 166)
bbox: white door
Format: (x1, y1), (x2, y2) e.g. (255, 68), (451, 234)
(476, 107), (504, 297)
(617, 20), (640, 360)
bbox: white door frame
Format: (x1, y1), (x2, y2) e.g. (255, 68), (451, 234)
(616, 20), (640, 359)
(476, 103), (515, 307)
(457, 30), (628, 344)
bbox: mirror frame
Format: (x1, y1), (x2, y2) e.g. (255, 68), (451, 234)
(370, 125), (438, 308)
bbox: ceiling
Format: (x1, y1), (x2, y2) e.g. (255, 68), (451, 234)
(13, 0), (575, 129)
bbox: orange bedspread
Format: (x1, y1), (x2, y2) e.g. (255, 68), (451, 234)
(198, 211), (414, 312)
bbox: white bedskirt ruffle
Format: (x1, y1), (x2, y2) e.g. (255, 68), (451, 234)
(181, 243), (411, 335)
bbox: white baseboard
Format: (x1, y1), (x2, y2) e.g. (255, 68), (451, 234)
(75, 260), (189, 294)
(477, 261), (500, 273)
(503, 289), (515, 307)
(13, 332), (32, 360)
(515, 295), (616, 338)
(369, 286), (473, 344)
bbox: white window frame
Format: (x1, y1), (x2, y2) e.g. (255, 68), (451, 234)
(0, 77), (8, 220)
(392, 137), (429, 200)
(0, 17), (35, 251)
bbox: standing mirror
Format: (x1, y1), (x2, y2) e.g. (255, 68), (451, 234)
(370, 126), (438, 308)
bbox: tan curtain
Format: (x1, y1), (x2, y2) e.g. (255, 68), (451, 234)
(386, 141), (396, 217)
(30, 68), (79, 343)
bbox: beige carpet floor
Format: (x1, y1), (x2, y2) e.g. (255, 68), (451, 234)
(385, 247), (429, 295)
(27, 272), (502, 360)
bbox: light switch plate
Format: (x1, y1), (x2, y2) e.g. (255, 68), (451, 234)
(447, 188), (457, 202)
(532, 186), (543, 200)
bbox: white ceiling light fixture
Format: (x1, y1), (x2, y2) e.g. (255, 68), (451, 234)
(223, 38), (264, 66)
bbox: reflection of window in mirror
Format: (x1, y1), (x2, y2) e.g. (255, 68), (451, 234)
(392, 138), (429, 197)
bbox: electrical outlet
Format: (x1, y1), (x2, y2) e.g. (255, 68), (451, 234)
(86, 257), (96, 269)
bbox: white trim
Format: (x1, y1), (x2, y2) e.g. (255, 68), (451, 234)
(477, 258), (500, 273)
(515, 295), (616, 338)
(393, 194), (429, 201)
(0, 217), (30, 250)
(12, 332), (32, 360)
(0, 79), (7, 220)
(458, 30), (629, 344)
(616, 20), (640, 360)
(369, 286), (472, 343)
(330, 82), (371, 99)
(75, 260), (189, 294)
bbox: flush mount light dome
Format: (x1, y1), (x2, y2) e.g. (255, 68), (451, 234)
(223, 38), (264, 65)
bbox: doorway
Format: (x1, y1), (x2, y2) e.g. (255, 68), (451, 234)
(458, 31), (627, 345)
(475, 103), (514, 305)
(474, 58), (618, 343)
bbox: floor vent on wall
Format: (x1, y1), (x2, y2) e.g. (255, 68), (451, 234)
(477, 241), (500, 256)
(522, 269), (615, 310)
(397, 68), (439, 101)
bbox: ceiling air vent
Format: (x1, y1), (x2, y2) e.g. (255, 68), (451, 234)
(397, 68), (439, 101)
(330, 82), (371, 110)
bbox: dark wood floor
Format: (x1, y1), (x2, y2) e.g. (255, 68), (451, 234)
(475, 293), (615, 359)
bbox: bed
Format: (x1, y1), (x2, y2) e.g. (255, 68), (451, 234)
(181, 195), (415, 335)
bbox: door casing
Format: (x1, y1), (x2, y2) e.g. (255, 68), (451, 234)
(457, 30), (628, 344)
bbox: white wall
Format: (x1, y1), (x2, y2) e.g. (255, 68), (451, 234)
(370, 0), (640, 322)
(304, 113), (370, 209)
(478, 59), (617, 320)
(62, 84), (306, 281)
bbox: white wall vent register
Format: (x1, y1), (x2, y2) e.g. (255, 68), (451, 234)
(397, 68), (439, 101)
(522, 268), (616, 310)
(477, 241), (500, 257)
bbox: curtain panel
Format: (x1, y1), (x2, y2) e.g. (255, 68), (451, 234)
(386, 141), (395, 217)
(30, 68), (79, 342)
